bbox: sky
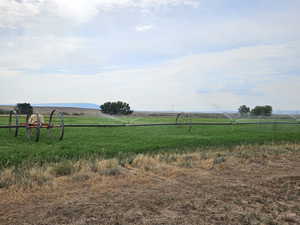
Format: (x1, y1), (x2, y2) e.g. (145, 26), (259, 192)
(0, 0), (300, 111)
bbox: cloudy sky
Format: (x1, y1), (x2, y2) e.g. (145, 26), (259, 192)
(0, 0), (299, 111)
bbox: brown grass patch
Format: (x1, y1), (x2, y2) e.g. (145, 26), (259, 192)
(0, 144), (300, 225)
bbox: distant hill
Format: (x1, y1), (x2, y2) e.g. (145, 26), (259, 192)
(32, 103), (100, 109)
(274, 110), (300, 115)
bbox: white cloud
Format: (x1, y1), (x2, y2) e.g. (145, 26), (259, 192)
(0, 36), (85, 70)
(0, 0), (299, 71)
(0, 0), (299, 111)
(135, 24), (154, 32)
(255, 77), (300, 110)
(0, 0), (199, 27)
(0, 0), (41, 28)
(1, 41), (299, 110)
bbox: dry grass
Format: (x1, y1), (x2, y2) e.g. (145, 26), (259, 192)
(0, 143), (300, 225)
(1, 143), (299, 190)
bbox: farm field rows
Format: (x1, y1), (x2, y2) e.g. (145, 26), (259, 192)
(0, 115), (300, 168)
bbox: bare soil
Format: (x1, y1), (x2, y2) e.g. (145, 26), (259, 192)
(0, 146), (300, 225)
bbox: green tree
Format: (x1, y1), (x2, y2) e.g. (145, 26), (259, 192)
(15, 103), (33, 115)
(238, 105), (250, 116)
(264, 105), (273, 116)
(251, 105), (272, 116)
(100, 101), (133, 115)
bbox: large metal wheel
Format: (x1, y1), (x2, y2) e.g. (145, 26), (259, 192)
(48, 110), (64, 141)
(175, 113), (182, 124)
(26, 113), (41, 142)
(8, 111), (19, 137)
(175, 113), (192, 132)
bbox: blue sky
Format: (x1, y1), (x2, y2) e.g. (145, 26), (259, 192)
(0, 0), (299, 111)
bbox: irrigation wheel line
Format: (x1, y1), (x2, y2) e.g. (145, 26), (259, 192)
(48, 110), (65, 141)
(60, 121), (300, 128)
(26, 113), (41, 142)
(5, 110), (65, 142)
(175, 113), (182, 124)
(1, 116), (300, 143)
(175, 113), (193, 132)
(8, 110), (19, 137)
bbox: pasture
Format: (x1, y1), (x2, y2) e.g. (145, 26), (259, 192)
(0, 115), (300, 169)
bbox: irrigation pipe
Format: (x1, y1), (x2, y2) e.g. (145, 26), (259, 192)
(1, 121), (300, 129)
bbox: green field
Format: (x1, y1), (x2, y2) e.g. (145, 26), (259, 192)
(0, 115), (300, 169)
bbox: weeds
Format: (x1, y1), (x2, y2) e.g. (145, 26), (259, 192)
(0, 143), (300, 190)
(132, 155), (162, 171)
(50, 161), (75, 177)
(0, 167), (51, 189)
(214, 156), (226, 164)
(118, 155), (135, 167)
(99, 167), (122, 176)
(71, 174), (90, 182)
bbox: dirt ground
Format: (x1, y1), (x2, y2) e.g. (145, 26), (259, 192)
(0, 145), (300, 225)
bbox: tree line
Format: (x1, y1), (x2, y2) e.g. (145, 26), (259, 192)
(239, 105), (272, 116)
(12, 102), (133, 115)
(12, 102), (273, 117)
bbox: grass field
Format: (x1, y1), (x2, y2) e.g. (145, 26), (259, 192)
(0, 115), (300, 169)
